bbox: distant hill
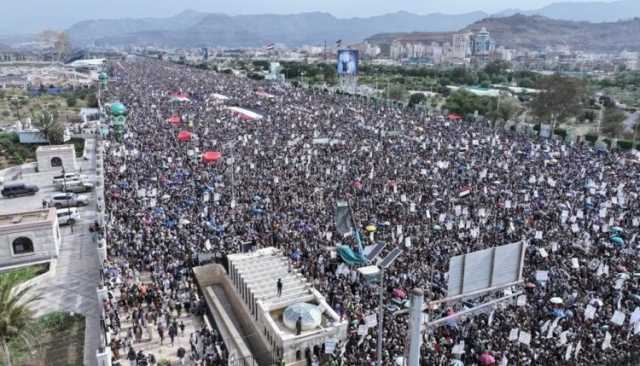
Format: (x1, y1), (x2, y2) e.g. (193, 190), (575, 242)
(366, 14), (640, 52)
(66, 10), (488, 47)
(494, 0), (640, 23)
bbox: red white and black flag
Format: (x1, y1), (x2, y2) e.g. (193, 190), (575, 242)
(336, 39), (342, 47)
(265, 43), (275, 51)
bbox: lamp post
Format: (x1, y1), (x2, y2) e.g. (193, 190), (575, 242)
(376, 247), (404, 366)
(376, 267), (386, 366)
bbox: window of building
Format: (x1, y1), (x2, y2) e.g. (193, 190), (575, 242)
(51, 157), (63, 167)
(12, 237), (34, 255)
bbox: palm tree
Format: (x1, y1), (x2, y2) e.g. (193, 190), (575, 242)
(0, 277), (41, 366)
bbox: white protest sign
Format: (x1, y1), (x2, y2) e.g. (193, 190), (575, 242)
(630, 307), (640, 325)
(324, 339), (337, 354)
(509, 328), (519, 341)
(365, 314), (377, 328)
(539, 248), (548, 258)
(517, 295), (527, 307)
(535, 270), (549, 284)
(601, 331), (612, 350)
(357, 325), (367, 336)
(565, 343), (573, 361)
(611, 310), (625, 326)
(571, 258), (579, 269)
(518, 331), (531, 346)
(451, 342), (465, 355)
(585, 305), (596, 320)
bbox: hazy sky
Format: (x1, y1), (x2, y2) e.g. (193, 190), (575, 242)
(0, 0), (617, 35)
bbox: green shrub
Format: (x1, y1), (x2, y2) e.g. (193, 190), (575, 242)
(553, 128), (568, 139)
(617, 140), (634, 150)
(585, 134), (598, 144)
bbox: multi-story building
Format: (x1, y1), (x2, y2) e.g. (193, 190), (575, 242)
(471, 27), (496, 59)
(452, 32), (473, 61)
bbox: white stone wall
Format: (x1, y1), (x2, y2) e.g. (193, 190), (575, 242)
(36, 145), (77, 172)
(0, 220), (60, 269)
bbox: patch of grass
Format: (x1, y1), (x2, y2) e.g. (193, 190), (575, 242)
(0, 132), (38, 168)
(1, 312), (85, 366)
(0, 263), (48, 285)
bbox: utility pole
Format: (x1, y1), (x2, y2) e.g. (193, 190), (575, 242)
(406, 288), (424, 366)
(376, 268), (385, 366)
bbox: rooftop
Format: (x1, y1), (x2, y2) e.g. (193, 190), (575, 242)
(35, 144), (74, 152)
(0, 208), (55, 228)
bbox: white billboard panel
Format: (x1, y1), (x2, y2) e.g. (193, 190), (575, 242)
(447, 242), (526, 297)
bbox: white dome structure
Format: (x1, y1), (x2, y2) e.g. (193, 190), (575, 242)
(283, 303), (322, 331)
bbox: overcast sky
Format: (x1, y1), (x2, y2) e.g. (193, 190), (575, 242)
(0, 0), (616, 35)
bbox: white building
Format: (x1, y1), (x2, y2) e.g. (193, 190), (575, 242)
(452, 32), (473, 61)
(0, 208), (61, 270)
(227, 248), (347, 365)
(36, 144), (77, 172)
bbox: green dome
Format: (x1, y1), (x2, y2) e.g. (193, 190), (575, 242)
(99, 72), (108, 81)
(111, 102), (126, 116)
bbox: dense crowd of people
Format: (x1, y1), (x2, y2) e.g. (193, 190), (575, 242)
(101, 59), (640, 365)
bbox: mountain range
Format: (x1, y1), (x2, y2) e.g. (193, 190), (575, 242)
(63, 0), (640, 48)
(66, 10), (487, 47)
(368, 14), (640, 53)
(495, 0), (640, 22)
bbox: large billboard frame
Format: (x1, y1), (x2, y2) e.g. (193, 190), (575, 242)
(445, 241), (526, 300)
(337, 49), (359, 76)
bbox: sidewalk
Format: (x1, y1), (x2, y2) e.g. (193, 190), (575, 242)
(109, 279), (203, 365)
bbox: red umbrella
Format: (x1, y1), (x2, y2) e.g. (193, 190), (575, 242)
(177, 131), (192, 142)
(448, 113), (463, 122)
(479, 353), (496, 365)
(203, 151), (222, 163)
(167, 115), (182, 125)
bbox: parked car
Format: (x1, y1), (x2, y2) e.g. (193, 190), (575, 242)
(55, 179), (94, 193)
(47, 192), (89, 208)
(56, 207), (80, 225)
(52, 173), (84, 185)
(1, 182), (39, 198)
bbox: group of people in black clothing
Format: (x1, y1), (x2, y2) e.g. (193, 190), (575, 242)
(99, 58), (640, 365)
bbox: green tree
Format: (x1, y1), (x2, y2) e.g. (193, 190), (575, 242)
(386, 84), (407, 101)
(444, 89), (487, 116)
(484, 60), (511, 76)
(530, 74), (586, 129)
(35, 111), (64, 144)
(9, 97), (29, 122)
(66, 97), (77, 108)
(601, 107), (626, 137)
(488, 96), (519, 128)
(85, 94), (98, 108)
(408, 93), (427, 108)
(0, 276), (41, 366)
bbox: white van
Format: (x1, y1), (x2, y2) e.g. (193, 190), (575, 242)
(52, 173), (83, 185)
(56, 207), (80, 225)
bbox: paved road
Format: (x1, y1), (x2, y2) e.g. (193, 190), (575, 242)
(4, 139), (102, 366)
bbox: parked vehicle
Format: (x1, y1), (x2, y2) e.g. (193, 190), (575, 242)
(47, 192), (89, 208)
(1, 182), (39, 198)
(55, 179), (94, 193)
(52, 173), (84, 185)
(56, 207), (80, 225)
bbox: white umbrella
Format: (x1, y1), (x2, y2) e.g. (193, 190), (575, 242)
(550, 297), (564, 305)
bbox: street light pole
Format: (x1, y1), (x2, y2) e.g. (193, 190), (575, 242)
(376, 268), (385, 366)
